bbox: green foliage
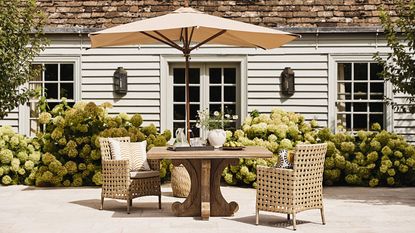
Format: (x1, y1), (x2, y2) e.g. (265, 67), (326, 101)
(222, 108), (318, 187)
(320, 126), (415, 187)
(1, 100), (171, 187)
(0, 0), (49, 119)
(374, 0), (415, 113)
(34, 100), (171, 186)
(0, 126), (41, 185)
(222, 108), (415, 188)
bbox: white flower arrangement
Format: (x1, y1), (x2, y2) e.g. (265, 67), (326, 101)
(196, 109), (238, 130)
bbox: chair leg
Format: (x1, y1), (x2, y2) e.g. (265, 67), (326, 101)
(320, 207), (326, 225)
(100, 196), (104, 210)
(292, 213), (297, 231)
(129, 199), (133, 207)
(287, 214), (290, 221)
(158, 194), (162, 209)
(127, 198), (130, 214)
(255, 208), (259, 225)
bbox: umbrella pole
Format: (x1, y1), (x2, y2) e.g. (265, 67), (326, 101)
(184, 52), (191, 144)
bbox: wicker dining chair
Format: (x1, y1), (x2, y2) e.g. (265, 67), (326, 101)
(256, 143), (328, 230)
(99, 137), (161, 214)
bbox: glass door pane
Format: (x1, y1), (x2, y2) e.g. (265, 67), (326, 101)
(172, 68), (201, 137)
(208, 67), (238, 130)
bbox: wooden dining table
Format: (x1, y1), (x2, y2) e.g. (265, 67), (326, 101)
(147, 146), (273, 220)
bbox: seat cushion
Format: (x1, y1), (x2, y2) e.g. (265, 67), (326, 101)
(109, 138), (129, 161)
(119, 141), (151, 171)
(130, 170), (160, 179)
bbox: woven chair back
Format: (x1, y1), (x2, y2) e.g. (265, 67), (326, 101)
(99, 137), (130, 160)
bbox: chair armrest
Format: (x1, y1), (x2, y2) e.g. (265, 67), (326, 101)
(147, 159), (160, 171)
(256, 166), (295, 181)
(102, 160), (130, 186)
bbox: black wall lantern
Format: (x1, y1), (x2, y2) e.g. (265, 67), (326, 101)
(280, 67), (295, 96)
(113, 67), (128, 94)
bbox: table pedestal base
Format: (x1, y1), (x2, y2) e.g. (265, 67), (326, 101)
(171, 158), (239, 219)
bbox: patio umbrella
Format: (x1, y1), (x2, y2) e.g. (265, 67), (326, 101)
(89, 2), (299, 142)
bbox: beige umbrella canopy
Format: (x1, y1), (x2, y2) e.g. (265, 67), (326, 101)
(90, 4), (299, 142)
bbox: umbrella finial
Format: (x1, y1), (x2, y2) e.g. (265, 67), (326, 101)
(184, 0), (189, 7)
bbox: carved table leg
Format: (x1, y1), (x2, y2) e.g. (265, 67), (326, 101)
(171, 159), (201, 217)
(201, 160), (211, 220)
(171, 158), (239, 218)
(210, 158), (239, 216)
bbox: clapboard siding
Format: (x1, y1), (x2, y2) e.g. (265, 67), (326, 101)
(5, 33), (413, 142)
(0, 110), (19, 132)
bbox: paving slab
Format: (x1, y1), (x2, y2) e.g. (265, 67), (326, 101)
(0, 184), (414, 233)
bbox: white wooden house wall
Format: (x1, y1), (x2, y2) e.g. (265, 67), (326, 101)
(1, 33), (414, 142)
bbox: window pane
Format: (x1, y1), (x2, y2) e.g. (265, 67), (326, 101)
(174, 104), (185, 120)
(224, 104), (236, 115)
(210, 104), (222, 115)
(30, 120), (39, 137)
(60, 83), (74, 99)
(48, 102), (61, 112)
(354, 63), (368, 80)
(189, 127), (200, 138)
(354, 83), (368, 100)
(210, 86), (221, 102)
(369, 103), (384, 113)
(224, 68), (236, 84)
(174, 86), (185, 102)
(337, 114), (351, 131)
(225, 122), (237, 131)
(29, 83), (42, 99)
(338, 63), (351, 81)
(29, 102), (39, 118)
(370, 63), (383, 80)
(173, 122), (185, 137)
(354, 103), (367, 112)
(209, 68), (221, 84)
(30, 64), (43, 81)
(337, 82), (351, 100)
(370, 83), (384, 100)
(370, 114), (383, 128)
(173, 68), (185, 84)
(224, 86), (236, 102)
(45, 64), (58, 81)
(45, 83), (58, 99)
(354, 114), (368, 130)
(61, 64), (74, 81)
(336, 102), (347, 112)
(190, 104), (199, 120)
(189, 68), (200, 84)
(189, 86), (200, 102)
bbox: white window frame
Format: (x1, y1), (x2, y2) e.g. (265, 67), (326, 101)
(160, 55), (247, 136)
(328, 55), (393, 132)
(19, 57), (81, 136)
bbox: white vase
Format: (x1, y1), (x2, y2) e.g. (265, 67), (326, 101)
(208, 129), (226, 148)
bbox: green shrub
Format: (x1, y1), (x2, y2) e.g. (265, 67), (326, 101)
(222, 108), (415, 188)
(222, 108), (319, 187)
(34, 100), (171, 186)
(0, 126), (41, 185)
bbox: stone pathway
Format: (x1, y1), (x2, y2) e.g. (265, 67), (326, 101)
(0, 184), (414, 233)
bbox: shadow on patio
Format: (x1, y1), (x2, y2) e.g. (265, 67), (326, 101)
(226, 214), (312, 230)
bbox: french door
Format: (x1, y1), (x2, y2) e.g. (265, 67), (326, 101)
(167, 63), (240, 138)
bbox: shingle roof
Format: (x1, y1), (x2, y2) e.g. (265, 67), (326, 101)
(38, 0), (396, 29)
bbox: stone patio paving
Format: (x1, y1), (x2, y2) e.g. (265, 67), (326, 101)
(0, 184), (414, 233)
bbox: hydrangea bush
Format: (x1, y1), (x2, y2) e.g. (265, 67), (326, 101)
(222, 108), (319, 188)
(222, 108), (415, 188)
(0, 126), (41, 185)
(34, 100), (171, 187)
(320, 123), (415, 187)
